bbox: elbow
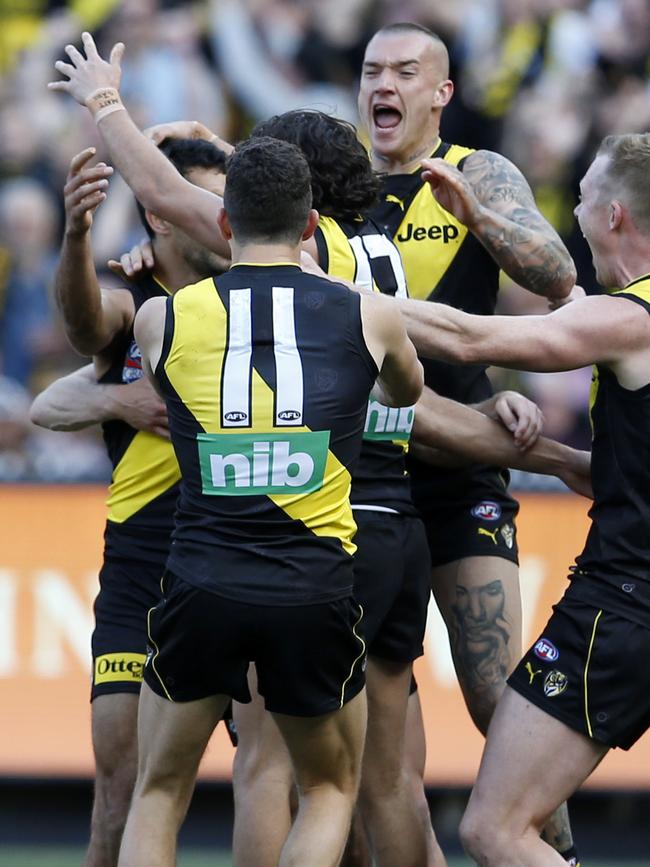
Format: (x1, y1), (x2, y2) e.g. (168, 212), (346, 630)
(29, 397), (52, 429)
(548, 254), (578, 300)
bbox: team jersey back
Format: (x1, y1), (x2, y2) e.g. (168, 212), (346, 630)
(99, 274), (180, 562)
(316, 215), (416, 514)
(157, 263), (378, 605)
(573, 277), (650, 626)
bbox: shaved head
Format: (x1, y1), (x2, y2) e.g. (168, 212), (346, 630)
(369, 22), (450, 78)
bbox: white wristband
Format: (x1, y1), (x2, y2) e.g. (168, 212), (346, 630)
(94, 102), (126, 124)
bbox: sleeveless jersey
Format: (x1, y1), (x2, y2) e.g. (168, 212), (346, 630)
(157, 263), (378, 605)
(370, 140), (509, 502)
(100, 274), (180, 562)
(571, 276), (650, 627)
(316, 215), (417, 515)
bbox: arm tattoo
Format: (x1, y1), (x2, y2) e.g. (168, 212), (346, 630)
(462, 150), (576, 297)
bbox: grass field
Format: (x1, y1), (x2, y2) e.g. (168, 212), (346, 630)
(4, 850), (650, 867)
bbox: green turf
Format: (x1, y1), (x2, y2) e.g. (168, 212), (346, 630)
(3, 850), (650, 867)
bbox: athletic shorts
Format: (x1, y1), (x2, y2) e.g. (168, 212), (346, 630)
(352, 510), (430, 662)
(508, 593), (650, 750)
(91, 556), (165, 700)
(416, 489), (519, 568)
(144, 571), (366, 718)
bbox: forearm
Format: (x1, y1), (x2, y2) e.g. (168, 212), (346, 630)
(55, 231), (106, 355)
(95, 108), (184, 218)
(413, 389), (573, 476)
(470, 207), (575, 299)
(30, 367), (119, 430)
(394, 297), (486, 363)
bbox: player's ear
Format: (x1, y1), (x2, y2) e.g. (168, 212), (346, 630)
(609, 201), (623, 231)
(301, 209), (320, 242)
(146, 210), (171, 236)
(433, 79), (453, 108)
(217, 206), (233, 241)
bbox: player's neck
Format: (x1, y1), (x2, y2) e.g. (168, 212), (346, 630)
(230, 240), (301, 267)
(153, 257), (204, 295)
(606, 243), (650, 290)
(371, 133), (441, 175)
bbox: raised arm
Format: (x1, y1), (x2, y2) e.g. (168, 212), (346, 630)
(30, 364), (169, 438)
(49, 34), (228, 257)
(421, 152), (576, 300)
(396, 293), (650, 377)
(413, 387), (592, 497)
(360, 293), (424, 407)
(56, 147), (134, 356)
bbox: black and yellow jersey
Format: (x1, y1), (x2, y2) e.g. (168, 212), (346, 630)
(370, 140), (512, 505)
(572, 275), (650, 626)
(100, 274), (180, 562)
(316, 215), (417, 515)
(157, 263), (378, 605)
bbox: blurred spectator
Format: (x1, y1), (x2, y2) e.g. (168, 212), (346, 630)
(0, 178), (67, 388)
(0, 374), (110, 480)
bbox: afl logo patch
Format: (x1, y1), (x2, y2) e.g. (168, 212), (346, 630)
(543, 670), (568, 698)
(534, 638), (559, 662)
(278, 410), (301, 422)
(224, 411), (248, 423)
(471, 501), (501, 521)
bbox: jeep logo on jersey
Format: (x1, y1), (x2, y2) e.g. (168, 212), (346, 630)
(197, 431), (330, 496)
(363, 400), (414, 442)
(396, 223), (460, 244)
(534, 638), (559, 662)
(471, 501), (502, 521)
(278, 410), (301, 422)
(224, 411), (248, 423)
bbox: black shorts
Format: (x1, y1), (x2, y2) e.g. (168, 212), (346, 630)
(91, 556), (165, 700)
(417, 488), (519, 568)
(509, 593), (650, 750)
(352, 510), (430, 663)
(144, 571), (366, 718)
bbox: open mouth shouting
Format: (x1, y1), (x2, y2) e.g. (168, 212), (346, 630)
(372, 103), (403, 135)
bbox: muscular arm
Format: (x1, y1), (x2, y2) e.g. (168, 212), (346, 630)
(412, 387), (591, 496)
(360, 294), (423, 407)
(396, 294), (648, 377)
(422, 152), (576, 299)
(29, 364), (169, 437)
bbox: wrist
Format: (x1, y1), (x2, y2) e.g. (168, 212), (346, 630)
(85, 87), (125, 123)
(102, 384), (127, 423)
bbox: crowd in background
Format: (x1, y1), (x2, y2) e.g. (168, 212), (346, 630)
(1, 0), (649, 482)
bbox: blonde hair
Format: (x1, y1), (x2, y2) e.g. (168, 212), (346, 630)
(598, 134), (650, 234)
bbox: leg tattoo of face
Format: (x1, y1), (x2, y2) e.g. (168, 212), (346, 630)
(450, 578), (511, 726)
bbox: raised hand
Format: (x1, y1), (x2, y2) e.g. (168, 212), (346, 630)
(63, 147), (113, 235)
(144, 120), (234, 156)
(421, 157), (483, 229)
(48, 31), (124, 110)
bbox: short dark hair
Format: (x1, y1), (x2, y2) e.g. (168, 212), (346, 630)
(224, 137), (312, 244)
(375, 21), (446, 46)
(250, 110), (380, 221)
(137, 138), (228, 239)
